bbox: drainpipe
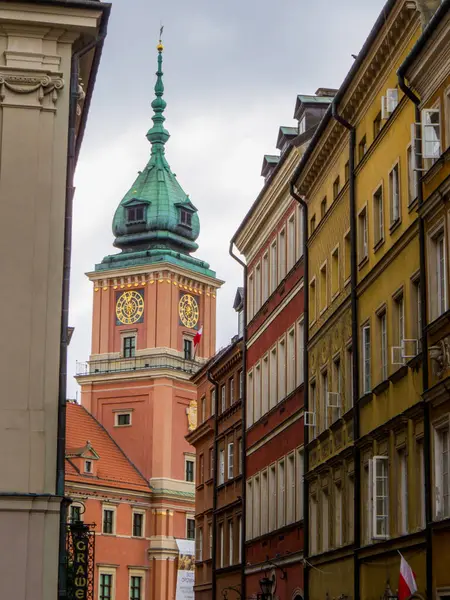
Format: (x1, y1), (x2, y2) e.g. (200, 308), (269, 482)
(397, 70), (432, 600)
(331, 102), (360, 600)
(57, 23), (109, 600)
(229, 242), (247, 600)
(289, 184), (309, 600)
(207, 369), (220, 600)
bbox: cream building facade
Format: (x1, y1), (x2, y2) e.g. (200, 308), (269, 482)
(0, 2), (109, 599)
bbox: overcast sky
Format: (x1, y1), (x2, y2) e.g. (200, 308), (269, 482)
(68, 0), (386, 398)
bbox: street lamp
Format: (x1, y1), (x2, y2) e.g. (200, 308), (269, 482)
(259, 576), (273, 600)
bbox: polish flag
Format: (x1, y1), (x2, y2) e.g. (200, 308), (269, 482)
(398, 555), (417, 600)
(193, 325), (203, 355)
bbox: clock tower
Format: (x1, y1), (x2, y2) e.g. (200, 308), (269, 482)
(76, 39), (223, 598)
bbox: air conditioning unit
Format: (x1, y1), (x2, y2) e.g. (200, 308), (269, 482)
(326, 392), (341, 409)
(304, 411), (316, 427)
(391, 339), (419, 365)
(381, 88), (399, 119)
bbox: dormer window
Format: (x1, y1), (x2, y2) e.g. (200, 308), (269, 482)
(180, 209), (192, 228)
(84, 460), (92, 474)
(126, 205), (145, 224)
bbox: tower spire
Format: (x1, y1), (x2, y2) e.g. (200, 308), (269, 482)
(146, 31), (170, 149)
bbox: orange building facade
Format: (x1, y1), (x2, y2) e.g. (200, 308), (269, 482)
(69, 40), (222, 600)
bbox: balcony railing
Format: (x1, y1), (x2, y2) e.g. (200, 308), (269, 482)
(76, 352), (203, 377)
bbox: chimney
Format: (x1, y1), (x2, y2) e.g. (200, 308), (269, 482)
(415, 0), (441, 26)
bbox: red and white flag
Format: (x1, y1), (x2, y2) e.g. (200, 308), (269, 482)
(193, 325), (203, 356)
(398, 554), (417, 600)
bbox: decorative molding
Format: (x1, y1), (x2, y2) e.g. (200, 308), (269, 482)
(430, 336), (450, 379)
(0, 71), (64, 107)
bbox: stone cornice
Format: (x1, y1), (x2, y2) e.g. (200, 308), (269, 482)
(86, 262), (224, 290)
(234, 145), (303, 260)
(403, 9), (450, 105)
(297, 3), (419, 196)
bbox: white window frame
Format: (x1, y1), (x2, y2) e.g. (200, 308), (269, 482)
(270, 240), (278, 294)
(297, 319), (304, 386)
(132, 509), (145, 538)
(277, 336), (286, 403)
(334, 482), (343, 548)
(296, 204), (304, 260)
(185, 456), (195, 483)
(262, 354), (269, 416)
(219, 448), (225, 485)
(219, 523), (224, 567)
(261, 469), (269, 535)
(269, 346), (277, 410)
(99, 568), (116, 600)
(221, 384), (226, 413)
(371, 456), (389, 540)
(287, 327), (296, 395)
(247, 370), (254, 427)
(331, 244), (340, 297)
(114, 411), (132, 427)
(373, 184), (384, 245)
(269, 463), (277, 532)
(389, 161), (401, 225)
(84, 459), (93, 474)
(319, 260), (328, 314)
(286, 452), (295, 525)
(246, 479), (253, 539)
(422, 106), (441, 161)
(227, 442), (234, 480)
(321, 488), (329, 552)
(379, 310), (388, 381)
(434, 417), (450, 520)
(262, 251), (269, 303)
(229, 377), (234, 405)
(278, 227), (287, 282)
(129, 569), (145, 600)
(296, 447), (304, 521)
(247, 271), (254, 321)
(228, 520), (234, 566)
(277, 458), (286, 529)
(102, 504), (116, 536)
(254, 261), (261, 314)
(254, 361), (261, 422)
(196, 526), (203, 561)
(186, 516), (196, 540)
(287, 213), (296, 272)
(211, 387), (216, 416)
(362, 324), (371, 394)
(406, 144), (417, 205)
(358, 205), (368, 261)
(253, 474), (261, 538)
(397, 447), (408, 535)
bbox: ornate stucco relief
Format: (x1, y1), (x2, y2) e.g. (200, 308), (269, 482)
(0, 72), (64, 109)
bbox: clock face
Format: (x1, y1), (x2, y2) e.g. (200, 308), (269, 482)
(178, 294), (199, 328)
(116, 290), (144, 325)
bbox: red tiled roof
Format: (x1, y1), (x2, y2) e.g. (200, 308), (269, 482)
(65, 402), (150, 493)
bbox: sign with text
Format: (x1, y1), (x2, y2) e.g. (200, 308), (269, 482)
(67, 522), (95, 600)
(175, 539), (195, 600)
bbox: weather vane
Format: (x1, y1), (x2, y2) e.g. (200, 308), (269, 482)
(159, 24), (164, 40)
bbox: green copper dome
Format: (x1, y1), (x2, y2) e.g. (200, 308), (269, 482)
(107, 43), (202, 253)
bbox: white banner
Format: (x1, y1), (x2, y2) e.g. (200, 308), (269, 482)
(175, 539), (195, 600)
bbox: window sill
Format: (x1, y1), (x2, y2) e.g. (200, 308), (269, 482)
(101, 532), (116, 537)
(319, 306), (328, 317)
(359, 391), (373, 407)
(373, 238), (385, 253)
(195, 483), (204, 491)
(358, 256), (368, 270)
(114, 424), (131, 428)
(389, 218), (401, 234)
(372, 379), (389, 396)
(389, 364), (408, 384)
(408, 196), (418, 213)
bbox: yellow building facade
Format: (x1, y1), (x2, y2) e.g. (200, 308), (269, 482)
(400, 2), (450, 596)
(288, 1), (450, 598)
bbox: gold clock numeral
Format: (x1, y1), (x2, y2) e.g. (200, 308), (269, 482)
(179, 294), (199, 328)
(116, 290), (144, 325)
